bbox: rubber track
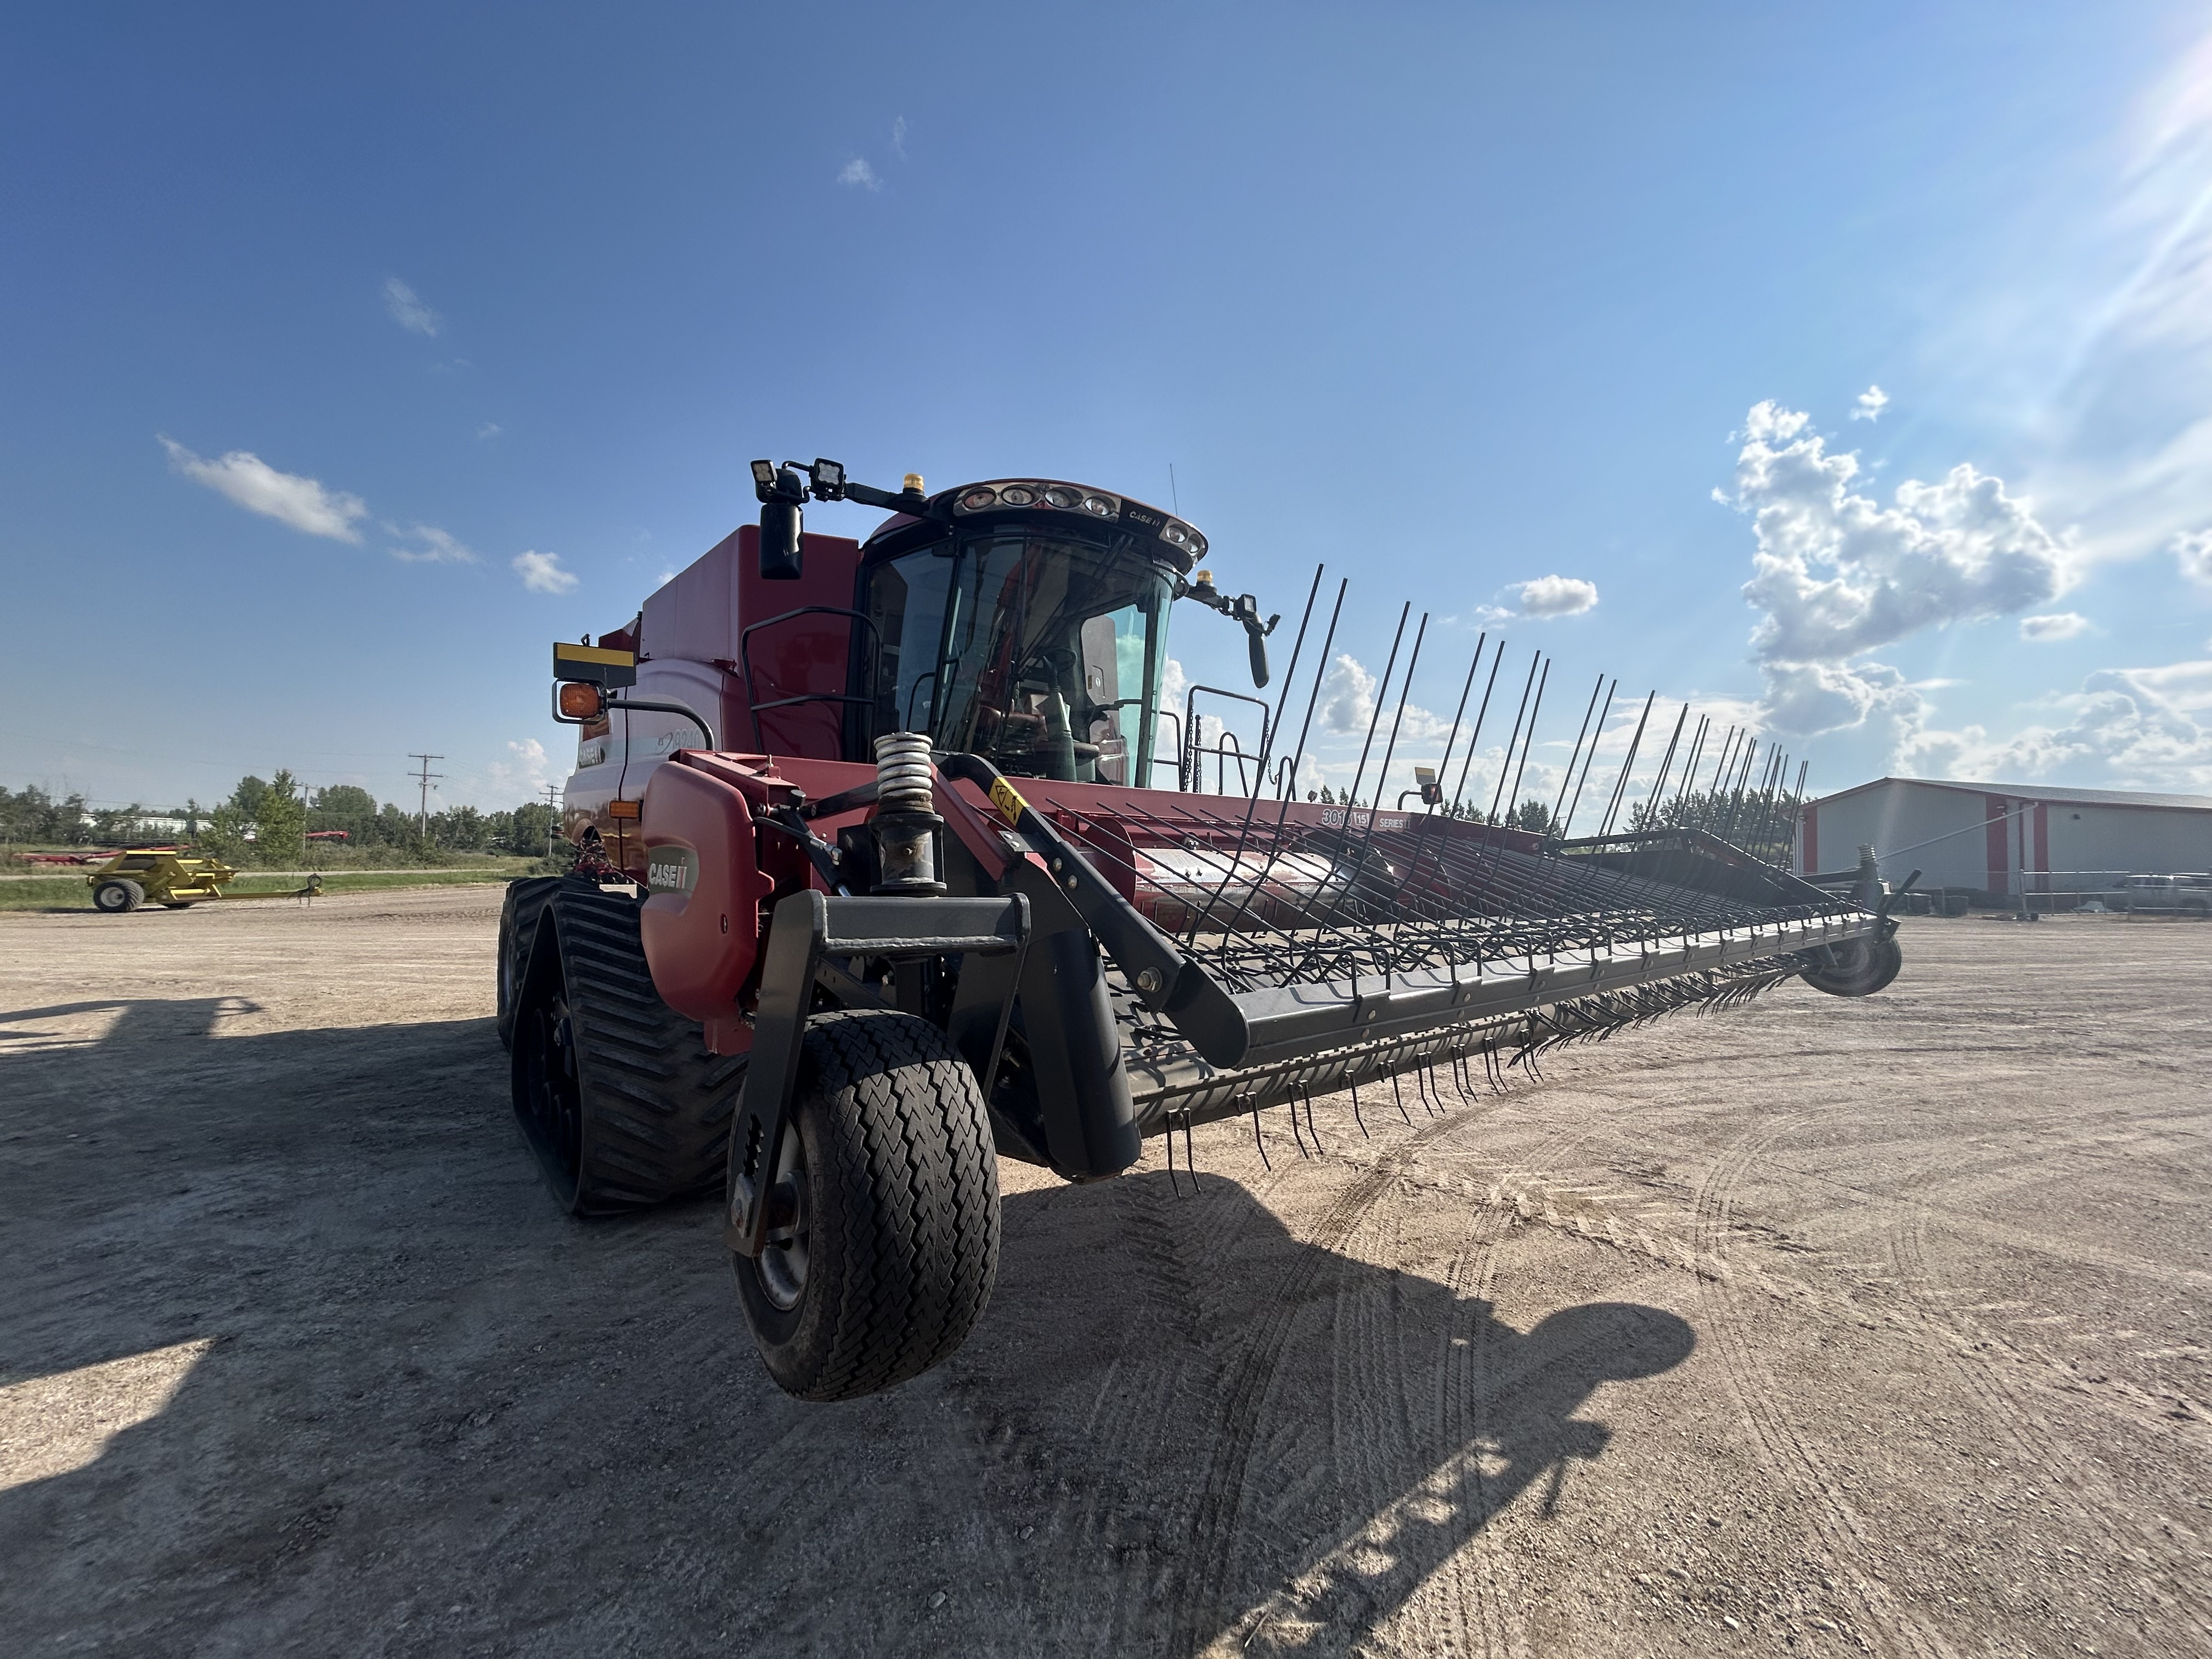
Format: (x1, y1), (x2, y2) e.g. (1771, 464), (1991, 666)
(496, 877), (561, 1049)
(552, 882), (745, 1214)
(791, 1009), (1000, 1401)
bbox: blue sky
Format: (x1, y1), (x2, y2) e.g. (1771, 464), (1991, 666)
(7, 2), (2212, 817)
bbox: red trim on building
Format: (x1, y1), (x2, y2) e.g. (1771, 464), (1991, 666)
(1801, 804), (1818, 873)
(2032, 801), (2049, 891)
(1984, 794), (2010, 895)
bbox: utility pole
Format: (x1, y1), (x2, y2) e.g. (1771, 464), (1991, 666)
(408, 754), (444, 838)
(540, 782), (561, 859)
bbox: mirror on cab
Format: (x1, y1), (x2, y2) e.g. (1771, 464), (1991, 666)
(752, 459), (805, 580)
(1236, 596), (1270, 688)
(760, 496), (803, 580)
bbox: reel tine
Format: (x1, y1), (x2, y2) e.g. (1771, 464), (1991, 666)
(1249, 1095), (1271, 1171)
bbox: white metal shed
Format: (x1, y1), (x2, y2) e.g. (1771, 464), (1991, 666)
(1794, 777), (2212, 897)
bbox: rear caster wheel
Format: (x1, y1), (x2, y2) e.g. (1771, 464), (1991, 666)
(92, 879), (143, 913)
(732, 1009), (1000, 1402)
(1801, 934), (1903, 997)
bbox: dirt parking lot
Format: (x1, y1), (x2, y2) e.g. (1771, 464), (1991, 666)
(2, 890), (2208, 1657)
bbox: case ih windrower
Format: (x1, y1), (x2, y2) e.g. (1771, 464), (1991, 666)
(499, 458), (1906, 1402)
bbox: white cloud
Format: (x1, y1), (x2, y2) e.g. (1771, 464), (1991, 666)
(838, 157), (881, 191)
(1849, 385), (1889, 422)
(1160, 656), (1190, 715)
(512, 550), (578, 594)
(476, 422), (502, 440)
(1319, 654), (1377, 735)
(383, 277), (442, 337)
(160, 437), (367, 542)
(892, 116), (908, 158)
(486, 737), (555, 799)
(387, 523), (477, 565)
(1722, 402), (2071, 735)
(1509, 575), (1599, 618)
(2019, 612), (2091, 642)
(2176, 529), (2212, 586)
(1903, 659), (2212, 791)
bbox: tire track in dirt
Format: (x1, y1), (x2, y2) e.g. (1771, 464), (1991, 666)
(1880, 1193), (2212, 1634)
(1173, 1101), (1488, 1657)
(1690, 1114), (1955, 1659)
(1209, 1110), (1584, 1659)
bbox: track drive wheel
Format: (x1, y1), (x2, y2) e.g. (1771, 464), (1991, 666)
(733, 1010), (1000, 1402)
(1801, 934), (1904, 997)
(496, 875), (563, 1050)
(510, 880), (743, 1214)
(92, 879), (144, 914)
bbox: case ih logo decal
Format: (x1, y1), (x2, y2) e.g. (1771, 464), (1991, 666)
(646, 845), (698, 894)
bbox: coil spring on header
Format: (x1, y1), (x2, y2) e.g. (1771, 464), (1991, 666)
(870, 732), (945, 895)
(873, 731), (936, 811)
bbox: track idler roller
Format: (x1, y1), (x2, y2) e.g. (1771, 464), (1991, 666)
(1799, 934), (1904, 998)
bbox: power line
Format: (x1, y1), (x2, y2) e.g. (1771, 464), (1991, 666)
(407, 754), (445, 837)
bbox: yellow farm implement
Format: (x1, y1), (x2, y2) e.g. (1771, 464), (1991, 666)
(85, 850), (322, 913)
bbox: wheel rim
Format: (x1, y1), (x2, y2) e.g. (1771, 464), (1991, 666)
(95, 885), (125, 911)
(518, 990), (585, 1185)
(755, 1128), (810, 1311)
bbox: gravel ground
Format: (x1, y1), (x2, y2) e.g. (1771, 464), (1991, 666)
(2, 890), (2208, 1657)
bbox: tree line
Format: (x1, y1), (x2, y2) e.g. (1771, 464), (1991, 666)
(2, 776), (561, 867)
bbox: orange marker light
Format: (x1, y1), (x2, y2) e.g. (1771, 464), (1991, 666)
(558, 682), (604, 719)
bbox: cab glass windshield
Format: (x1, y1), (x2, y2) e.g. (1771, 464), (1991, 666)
(860, 531), (1174, 783)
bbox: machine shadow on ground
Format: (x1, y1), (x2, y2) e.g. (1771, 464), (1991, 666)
(1, 996), (1696, 1656)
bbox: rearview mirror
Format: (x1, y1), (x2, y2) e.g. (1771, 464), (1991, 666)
(761, 498), (805, 579)
(760, 498), (803, 580)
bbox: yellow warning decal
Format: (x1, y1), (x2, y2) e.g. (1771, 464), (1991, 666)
(989, 776), (1030, 823)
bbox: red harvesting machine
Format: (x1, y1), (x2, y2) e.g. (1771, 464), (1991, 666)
(499, 458), (1905, 1401)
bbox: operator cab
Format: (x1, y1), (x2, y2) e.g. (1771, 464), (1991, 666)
(853, 481), (1198, 784)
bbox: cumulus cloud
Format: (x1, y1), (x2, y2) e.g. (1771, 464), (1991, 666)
(1160, 656), (1190, 715)
(387, 524), (477, 565)
(2175, 529), (2212, 586)
(838, 157), (881, 190)
(1850, 385), (1889, 422)
(1904, 660), (2212, 791)
(160, 437), (366, 541)
(1721, 401), (2071, 734)
(383, 277), (442, 337)
(512, 550), (577, 594)
(2019, 612), (2091, 642)
(1510, 575), (1599, 618)
(1319, 654), (1377, 735)
(486, 737), (555, 798)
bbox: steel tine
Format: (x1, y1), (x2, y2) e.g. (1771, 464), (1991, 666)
(1250, 1096), (1271, 1171)
(1448, 638), (1509, 816)
(1344, 602), (1412, 812)
(1559, 678), (1616, 837)
(1390, 1070), (1414, 1126)
(1182, 1110), (1200, 1192)
(1350, 1077), (1369, 1137)
(1304, 1087), (1325, 1156)
(1504, 656), (1549, 831)
(1551, 672), (1606, 829)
